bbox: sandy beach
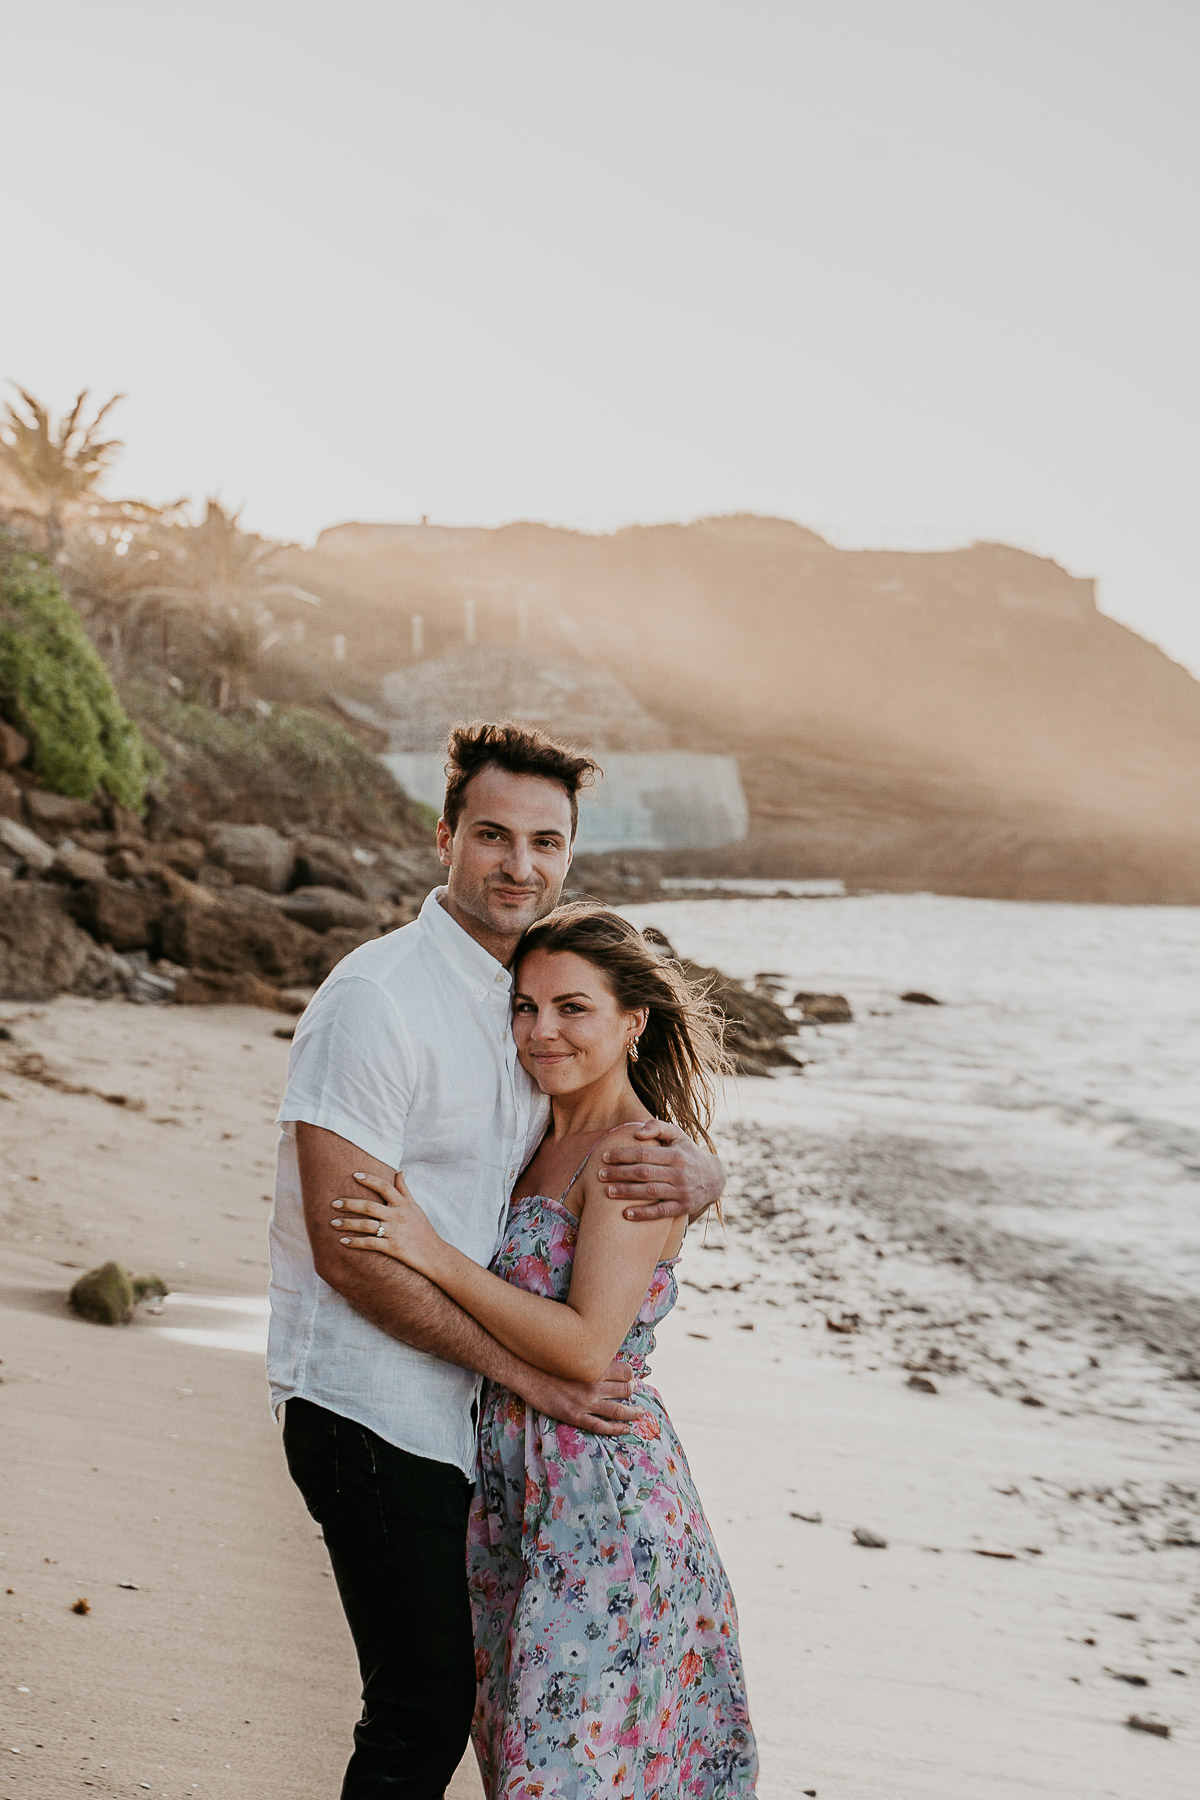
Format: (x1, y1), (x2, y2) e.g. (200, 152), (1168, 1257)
(2, 992), (1197, 1799)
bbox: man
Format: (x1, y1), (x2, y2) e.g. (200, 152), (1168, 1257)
(269, 721), (724, 1799)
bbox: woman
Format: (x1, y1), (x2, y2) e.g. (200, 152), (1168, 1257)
(331, 905), (758, 1799)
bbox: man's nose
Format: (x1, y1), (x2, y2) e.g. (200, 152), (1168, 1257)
(500, 838), (535, 883)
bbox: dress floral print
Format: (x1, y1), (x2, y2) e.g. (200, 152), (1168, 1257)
(466, 1187), (758, 1799)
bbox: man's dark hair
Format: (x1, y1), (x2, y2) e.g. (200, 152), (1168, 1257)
(442, 721), (600, 842)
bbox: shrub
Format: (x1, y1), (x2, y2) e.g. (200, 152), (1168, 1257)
(0, 534), (157, 811)
(129, 686), (434, 841)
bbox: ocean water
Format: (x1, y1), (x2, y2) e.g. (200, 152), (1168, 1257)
(622, 895), (1200, 1306)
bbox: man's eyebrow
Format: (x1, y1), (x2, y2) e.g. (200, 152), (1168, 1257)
(471, 818), (567, 840)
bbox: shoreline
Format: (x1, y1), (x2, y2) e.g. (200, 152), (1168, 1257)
(1, 999), (1196, 1797)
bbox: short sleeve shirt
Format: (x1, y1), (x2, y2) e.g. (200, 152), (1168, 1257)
(267, 886), (548, 1474)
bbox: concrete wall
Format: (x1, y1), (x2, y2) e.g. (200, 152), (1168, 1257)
(380, 751), (750, 855)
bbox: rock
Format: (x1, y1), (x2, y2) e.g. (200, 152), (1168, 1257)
(131, 1274), (169, 1301)
(24, 789), (100, 830)
(900, 991), (942, 1005)
(160, 837), (206, 880)
(48, 846), (110, 885)
(71, 943), (135, 1000)
(71, 1598), (91, 1615)
(1125, 1715), (1170, 1738)
(107, 846), (147, 881)
(120, 951), (179, 1004)
(70, 1261), (134, 1325)
(157, 866), (217, 909)
(795, 991), (854, 1023)
(208, 823), (294, 894)
(104, 804), (145, 842)
(906, 1374), (939, 1394)
(276, 985), (317, 1015)
(0, 816), (55, 871)
(71, 878), (165, 953)
(825, 1313), (860, 1334)
(1019, 1394), (1046, 1408)
(172, 969), (295, 1010)
(293, 834), (371, 898)
(310, 924), (384, 984)
(0, 771), (22, 819)
(0, 882), (94, 999)
(277, 886), (379, 934)
(161, 891), (318, 986)
(852, 1527), (888, 1549)
(679, 958), (803, 1074)
(0, 721), (29, 768)
(789, 1510), (823, 1524)
(1109, 1672), (1150, 1686)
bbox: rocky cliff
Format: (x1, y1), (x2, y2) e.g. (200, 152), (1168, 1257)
(269, 515), (1200, 902)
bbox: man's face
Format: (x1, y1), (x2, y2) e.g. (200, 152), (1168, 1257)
(437, 765), (573, 952)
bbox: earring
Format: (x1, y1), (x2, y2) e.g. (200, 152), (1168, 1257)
(628, 1038), (640, 1062)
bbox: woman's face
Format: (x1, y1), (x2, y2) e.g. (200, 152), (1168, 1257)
(513, 948), (646, 1096)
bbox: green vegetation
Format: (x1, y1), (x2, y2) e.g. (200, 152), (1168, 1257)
(130, 686), (432, 839)
(0, 534), (158, 810)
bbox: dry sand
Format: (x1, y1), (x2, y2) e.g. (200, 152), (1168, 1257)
(1, 999), (1196, 1799)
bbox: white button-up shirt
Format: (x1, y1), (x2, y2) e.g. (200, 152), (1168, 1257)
(267, 887), (549, 1475)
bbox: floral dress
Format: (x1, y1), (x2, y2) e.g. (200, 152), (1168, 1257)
(466, 1164), (758, 1800)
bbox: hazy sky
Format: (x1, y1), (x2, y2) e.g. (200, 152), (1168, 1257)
(4, 1), (1198, 671)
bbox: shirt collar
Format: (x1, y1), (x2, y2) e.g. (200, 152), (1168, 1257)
(419, 886), (513, 993)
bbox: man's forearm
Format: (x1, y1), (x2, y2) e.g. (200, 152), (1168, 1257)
(327, 1247), (541, 1393)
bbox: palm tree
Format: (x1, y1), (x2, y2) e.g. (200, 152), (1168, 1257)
(139, 498), (320, 709)
(0, 387), (127, 557)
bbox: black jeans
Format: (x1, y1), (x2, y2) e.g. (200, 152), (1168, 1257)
(282, 1397), (476, 1799)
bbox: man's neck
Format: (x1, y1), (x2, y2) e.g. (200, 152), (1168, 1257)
(437, 889), (521, 967)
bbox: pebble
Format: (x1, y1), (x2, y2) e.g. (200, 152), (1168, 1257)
(852, 1527), (887, 1549)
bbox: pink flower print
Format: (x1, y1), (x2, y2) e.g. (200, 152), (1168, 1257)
(513, 1252), (550, 1291)
(679, 1648), (704, 1687)
(632, 1412), (661, 1443)
(645, 1752), (672, 1792)
(553, 1423), (586, 1461)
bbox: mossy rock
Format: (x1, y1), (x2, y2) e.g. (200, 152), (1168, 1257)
(0, 533), (158, 812)
(69, 1260), (135, 1325)
(131, 1273), (169, 1301)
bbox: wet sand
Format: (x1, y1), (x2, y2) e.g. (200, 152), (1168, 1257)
(1, 999), (1196, 1797)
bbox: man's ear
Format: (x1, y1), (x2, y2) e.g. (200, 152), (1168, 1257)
(436, 818), (453, 869)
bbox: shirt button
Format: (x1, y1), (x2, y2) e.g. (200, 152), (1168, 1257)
(494, 972), (506, 984)
(475, 985), (483, 996)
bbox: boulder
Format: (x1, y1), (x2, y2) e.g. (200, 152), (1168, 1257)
(0, 882), (94, 1000)
(277, 885), (379, 934)
(49, 846), (110, 885)
(160, 837), (206, 880)
(208, 823), (294, 894)
(107, 846), (147, 881)
(24, 790), (100, 831)
(293, 834), (370, 898)
(173, 968), (296, 1010)
(0, 772), (21, 819)
(310, 924), (384, 985)
(0, 816), (55, 871)
(71, 943), (136, 1000)
(0, 722), (29, 768)
(161, 891), (318, 986)
(794, 991), (854, 1023)
(69, 1260), (134, 1325)
(679, 957), (804, 1075)
(71, 878), (165, 953)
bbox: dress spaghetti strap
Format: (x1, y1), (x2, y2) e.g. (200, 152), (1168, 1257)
(558, 1121), (646, 1204)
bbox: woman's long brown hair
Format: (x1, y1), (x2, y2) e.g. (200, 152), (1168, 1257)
(515, 904), (730, 1150)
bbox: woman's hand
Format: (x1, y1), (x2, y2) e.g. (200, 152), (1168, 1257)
(329, 1171), (447, 1281)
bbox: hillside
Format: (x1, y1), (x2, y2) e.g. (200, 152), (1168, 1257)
(267, 516), (1200, 902)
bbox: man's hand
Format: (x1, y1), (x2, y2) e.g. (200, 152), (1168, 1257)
(600, 1119), (725, 1223)
(514, 1359), (640, 1437)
